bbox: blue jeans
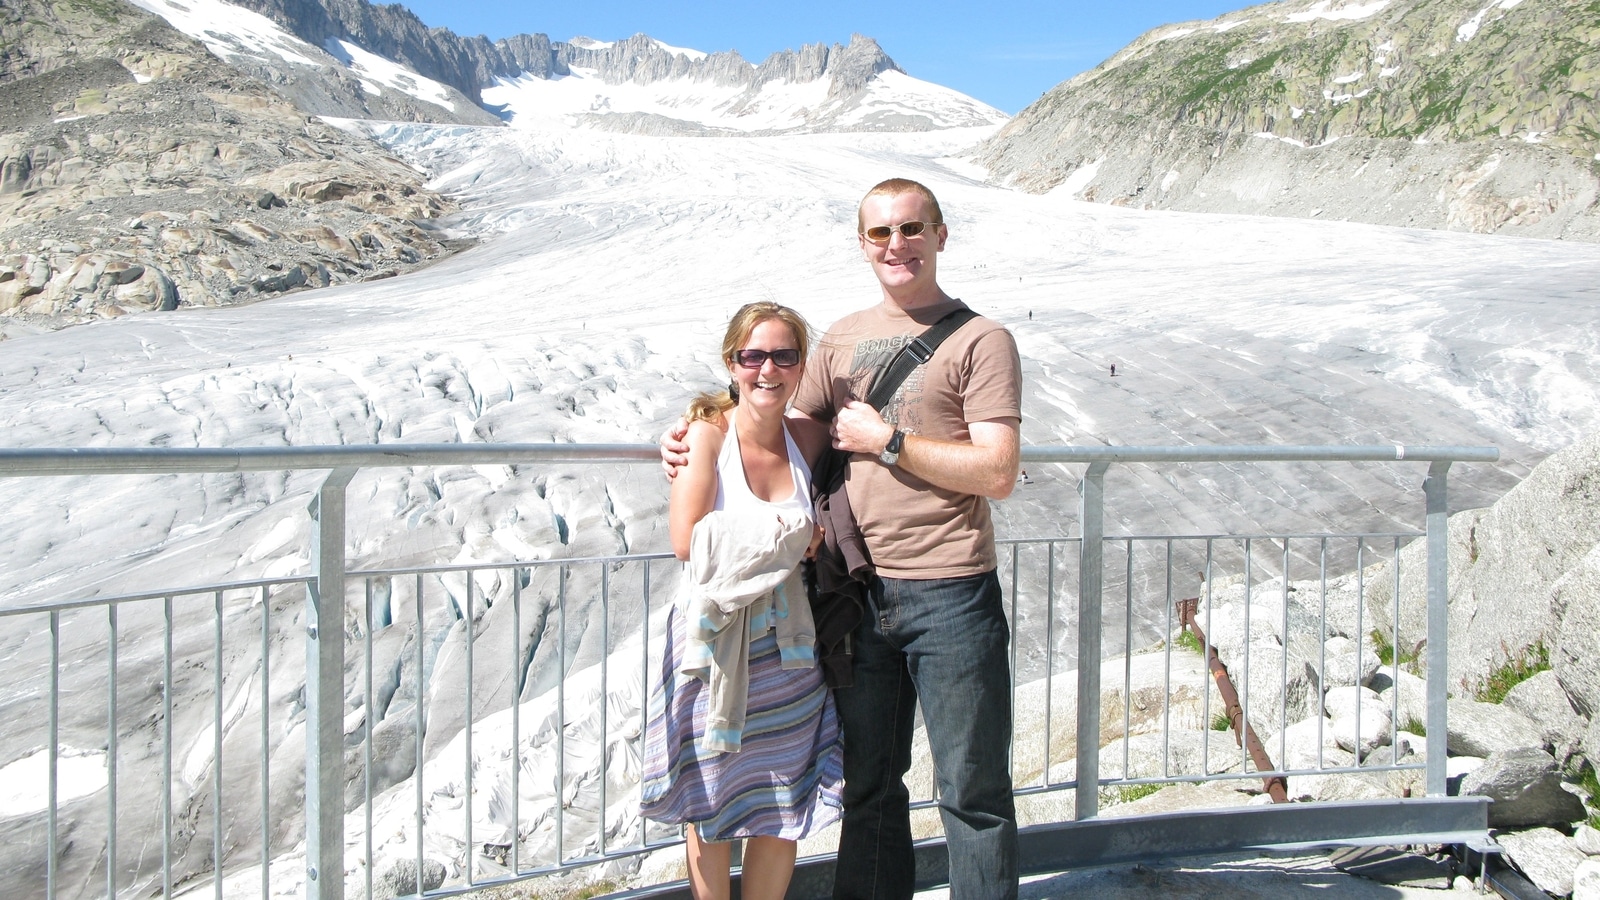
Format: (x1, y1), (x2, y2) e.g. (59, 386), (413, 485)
(831, 570), (1017, 900)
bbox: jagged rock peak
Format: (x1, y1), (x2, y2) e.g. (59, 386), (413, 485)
(752, 34), (901, 95)
(552, 31), (901, 92)
(227, 0), (910, 111)
(555, 33), (750, 87)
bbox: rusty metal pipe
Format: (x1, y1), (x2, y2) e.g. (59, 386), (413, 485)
(1177, 598), (1289, 803)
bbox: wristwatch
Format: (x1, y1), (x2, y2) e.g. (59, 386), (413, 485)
(879, 429), (905, 467)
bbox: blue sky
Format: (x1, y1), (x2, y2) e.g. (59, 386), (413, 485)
(398, 1), (1251, 114)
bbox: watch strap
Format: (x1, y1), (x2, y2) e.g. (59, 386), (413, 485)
(879, 429), (905, 466)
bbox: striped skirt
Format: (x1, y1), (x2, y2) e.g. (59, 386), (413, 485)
(639, 606), (844, 842)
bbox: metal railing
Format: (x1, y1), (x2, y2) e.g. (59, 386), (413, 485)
(0, 442), (1499, 899)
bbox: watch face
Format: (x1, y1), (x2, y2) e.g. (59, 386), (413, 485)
(880, 429), (904, 465)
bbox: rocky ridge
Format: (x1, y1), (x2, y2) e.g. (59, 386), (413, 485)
(975, 0), (1600, 240)
(225, 0), (944, 133)
(0, 0), (463, 336)
(227, 0), (891, 97)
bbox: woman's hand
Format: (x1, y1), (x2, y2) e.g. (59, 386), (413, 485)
(659, 418), (691, 479)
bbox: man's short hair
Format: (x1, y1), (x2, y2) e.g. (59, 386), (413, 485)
(858, 178), (944, 231)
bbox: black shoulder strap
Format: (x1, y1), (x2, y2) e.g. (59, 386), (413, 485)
(864, 307), (979, 411)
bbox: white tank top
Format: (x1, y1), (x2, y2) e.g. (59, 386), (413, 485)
(713, 412), (814, 521)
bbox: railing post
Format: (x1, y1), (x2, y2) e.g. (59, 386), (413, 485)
(1076, 462), (1109, 820)
(1424, 461), (1451, 797)
(307, 468), (357, 900)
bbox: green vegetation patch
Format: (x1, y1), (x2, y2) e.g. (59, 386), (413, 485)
(1372, 629), (1420, 673)
(1101, 781), (1173, 805)
(1574, 761), (1600, 832)
(1176, 48), (1286, 108)
(1474, 641), (1550, 705)
(63, 0), (127, 21)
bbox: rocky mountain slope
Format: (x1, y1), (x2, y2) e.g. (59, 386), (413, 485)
(1, 0), (998, 336)
(976, 0), (1600, 240)
(0, 0), (463, 336)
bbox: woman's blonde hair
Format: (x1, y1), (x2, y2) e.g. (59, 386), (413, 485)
(686, 302), (812, 423)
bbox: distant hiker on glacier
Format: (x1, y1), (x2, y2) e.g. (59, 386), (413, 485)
(640, 302), (843, 900)
(664, 178), (1023, 899)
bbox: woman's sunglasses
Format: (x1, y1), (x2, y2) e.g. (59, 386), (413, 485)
(734, 349), (802, 368)
(860, 221), (942, 244)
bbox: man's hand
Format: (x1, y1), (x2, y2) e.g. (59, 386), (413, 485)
(659, 418), (690, 479)
(831, 401), (895, 455)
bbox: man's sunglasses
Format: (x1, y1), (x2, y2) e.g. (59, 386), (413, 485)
(861, 221), (942, 244)
(734, 349), (802, 368)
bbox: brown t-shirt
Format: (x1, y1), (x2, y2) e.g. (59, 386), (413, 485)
(793, 299), (1022, 579)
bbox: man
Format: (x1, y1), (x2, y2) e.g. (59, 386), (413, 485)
(667, 178), (1022, 898)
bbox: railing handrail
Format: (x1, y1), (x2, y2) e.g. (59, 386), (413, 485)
(0, 442), (1499, 477)
(1021, 444), (1499, 464)
(0, 443), (660, 476)
(0, 574), (315, 619)
(1, 441), (1498, 899)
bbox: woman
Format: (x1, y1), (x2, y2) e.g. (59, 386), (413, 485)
(640, 302), (842, 900)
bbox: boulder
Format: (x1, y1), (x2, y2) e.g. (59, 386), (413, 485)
(1579, 718), (1600, 774)
(1374, 668), (1430, 732)
(1459, 747), (1585, 829)
(1200, 577), (1324, 737)
(114, 265), (178, 311)
(1555, 544), (1600, 717)
(1323, 635), (1381, 689)
(100, 260), (144, 286)
(1366, 435), (1600, 692)
(1324, 685), (1384, 719)
(1503, 669), (1587, 762)
(1448, 756), (1485, 796)
(1497, 827), (1585, 897)
(1447, 697), (1545, 757)
(1393, 731), (1425, 762)
(1323, 686), (1395, 759)
(377, 858), (447, 899)
(1083, 730), (1247, 782)
(1332, 706), (1394, 761)
(1576, 857), (1600, 900)
(1012, 648), (1220, 784)
(1266, 717), (1364, 801)
(1576, 823), (1600, 856)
